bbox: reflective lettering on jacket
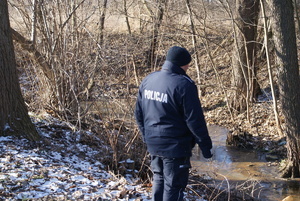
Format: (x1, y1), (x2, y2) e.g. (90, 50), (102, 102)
(144, 89), (168, 103)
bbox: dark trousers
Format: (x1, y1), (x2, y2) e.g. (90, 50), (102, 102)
(150, 155), (191, 201)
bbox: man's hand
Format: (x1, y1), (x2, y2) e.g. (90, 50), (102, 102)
(202, 149), (213, 159)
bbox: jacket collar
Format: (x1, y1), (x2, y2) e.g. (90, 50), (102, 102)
(162, 61), (187, 75)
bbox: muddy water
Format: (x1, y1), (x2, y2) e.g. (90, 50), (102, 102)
(191, 125), (300, 201)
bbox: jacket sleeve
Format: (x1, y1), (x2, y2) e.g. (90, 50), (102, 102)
(182, 83), (212, 155)
(134, 87), (145, 141)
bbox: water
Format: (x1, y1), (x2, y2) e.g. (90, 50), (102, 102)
(191, 125), (300, 201)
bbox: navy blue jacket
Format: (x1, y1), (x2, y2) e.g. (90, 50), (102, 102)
(135, 61), (212, 158)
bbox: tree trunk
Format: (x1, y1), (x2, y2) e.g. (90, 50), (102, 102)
(268, 0), (300, 178)
(186, 0), (201, 90)
(71, 0), (78, 45)
(123, 0), (132, 35)
(99, 0), (108, 45)
(31, 0), (37, 45)
(231, 0), (260, 112)
(0, 0), (39, 141)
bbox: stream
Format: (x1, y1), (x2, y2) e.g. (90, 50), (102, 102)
(191, 125), (300, 201)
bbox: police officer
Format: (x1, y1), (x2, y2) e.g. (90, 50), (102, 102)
(135, 46), (213, 201)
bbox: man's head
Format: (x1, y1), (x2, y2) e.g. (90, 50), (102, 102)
(166, 46), (192, 67)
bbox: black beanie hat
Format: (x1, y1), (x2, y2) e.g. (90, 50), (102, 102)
(166, 46), (192, 67)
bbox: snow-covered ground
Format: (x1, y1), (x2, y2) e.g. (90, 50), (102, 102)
(0, 115), (153, 201)
(0, 115), (207, 201)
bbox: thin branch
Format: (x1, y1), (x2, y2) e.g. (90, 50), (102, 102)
(260, 0), (283, 136)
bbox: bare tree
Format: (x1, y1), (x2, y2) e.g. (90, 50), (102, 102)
(268, 0), (300, 178)
(231, 0), (260, 113)
(0, 0), (39, 141)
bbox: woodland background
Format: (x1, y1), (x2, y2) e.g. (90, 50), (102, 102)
(3, 0), (300, 182)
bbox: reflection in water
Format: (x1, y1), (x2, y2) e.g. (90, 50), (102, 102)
(191, 125), (300, 201)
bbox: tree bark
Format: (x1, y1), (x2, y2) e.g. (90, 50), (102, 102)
(231, 0), (260, 112)
(0, 0), (39, 141)
(268, 0), (300, 178)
